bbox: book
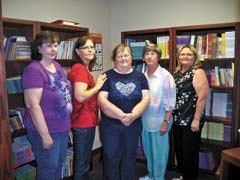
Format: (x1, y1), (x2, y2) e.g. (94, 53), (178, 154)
(157, 36), (169, 59)
(4, 36), (28, 60)
(212, 92), (228, 118)
(89, 33), (103, 71)
(199, 148), (217, 170)
(130, 41), (146, 60)
(9, 108), (25, 128)
(15, 164), (36, 180)
(224, 125), (231, 142)
(62, 147), (74, 178)
(176, 35), (190, 50)
(51, 19), (80, 27)
(6, 76), (23, 94)
(12, 135), (35, 168)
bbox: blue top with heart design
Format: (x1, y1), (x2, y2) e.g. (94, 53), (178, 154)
(100, 68), (149, 124)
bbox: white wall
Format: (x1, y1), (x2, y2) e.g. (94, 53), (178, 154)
(2, 0), (240, 149)
(109, 0), (240, 48)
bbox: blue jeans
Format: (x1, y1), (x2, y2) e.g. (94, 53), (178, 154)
(100, 119), (142, 180)
(27, 129), (69, 180)
(72, 127), (96, 180)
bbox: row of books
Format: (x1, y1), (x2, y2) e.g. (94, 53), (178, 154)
(205, 91), (232, 119)
(9, 108), (25, 132)
(4, 35), (77, 61)
(9, 115), (24, 132)
(61, 147), (74, 178)
(201, 122), (231, 142)
(4, 35), (31, 60)
(126, 36), (170, 60)
(205, 64), (234, 87)
(156, 35), (169, 59)
(176, 31), (235, 59)
(6, 76), (22, 94)
(56, 39), (76, 59)
(12, 135), (35, 168)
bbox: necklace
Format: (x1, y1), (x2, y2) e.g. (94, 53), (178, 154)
(113, 67), (133, 74)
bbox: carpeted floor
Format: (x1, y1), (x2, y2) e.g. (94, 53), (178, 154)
(87, 149), (219, 180)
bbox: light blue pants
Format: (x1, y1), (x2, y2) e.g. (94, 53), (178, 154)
(141, 130), (170, 180)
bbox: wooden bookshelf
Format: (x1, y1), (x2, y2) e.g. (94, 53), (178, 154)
(0, 1), (15, 179)
(121, 22), (240, 177)
(121, 28), (173, 73)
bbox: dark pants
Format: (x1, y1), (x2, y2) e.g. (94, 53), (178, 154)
(173, 124), (202, 180)
(72, 127), (96, 180)
(100, 119), (142, 180)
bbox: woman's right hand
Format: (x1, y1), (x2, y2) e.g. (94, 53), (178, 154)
(95, 73), (107, 90)
(42, 134), (53, 149)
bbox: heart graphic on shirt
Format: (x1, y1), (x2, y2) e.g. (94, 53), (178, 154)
(115, 82), (136, 96)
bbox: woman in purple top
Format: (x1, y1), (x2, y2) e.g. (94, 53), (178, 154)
(21, 31), (72, 180)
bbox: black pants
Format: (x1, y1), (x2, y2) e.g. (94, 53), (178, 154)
(173, 124), (202, 180)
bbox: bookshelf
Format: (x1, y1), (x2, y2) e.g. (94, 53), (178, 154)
(0, 16), (89, 179)
(121, 28), (173, 73)
(0, 1), (15, 179)
(121, 22), (240, 176)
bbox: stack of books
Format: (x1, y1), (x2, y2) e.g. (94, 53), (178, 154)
(12, 135), (35, 168)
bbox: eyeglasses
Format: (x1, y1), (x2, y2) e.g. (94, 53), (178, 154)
(116, 54), (131, 59)
(79, 46), (95, 50)
(179, 53), (194, 57)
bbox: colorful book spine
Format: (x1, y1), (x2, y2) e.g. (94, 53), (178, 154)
(15, 164), (36, 180)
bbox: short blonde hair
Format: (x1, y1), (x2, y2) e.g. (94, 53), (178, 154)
(111, 44), (133, 61)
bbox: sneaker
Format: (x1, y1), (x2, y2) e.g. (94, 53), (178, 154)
(172, 175), (183, 180)
(139, 175), (153, 180)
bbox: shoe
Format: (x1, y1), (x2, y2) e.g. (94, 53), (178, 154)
(139, 175), (153, 180)
(172, 175), (183, 180)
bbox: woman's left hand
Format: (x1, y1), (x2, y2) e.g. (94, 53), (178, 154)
(160, 122), (168, 135)
(121, 113), (135, 126)
(191, 119), (200, 132)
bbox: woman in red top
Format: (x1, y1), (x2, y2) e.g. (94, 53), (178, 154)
(68, 36), (106, 180)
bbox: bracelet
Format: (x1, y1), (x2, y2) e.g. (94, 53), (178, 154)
(164, 119), (169, 124)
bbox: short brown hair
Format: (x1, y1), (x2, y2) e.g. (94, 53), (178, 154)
(31, 31), (59, 60)
(143, 44), (162, 59)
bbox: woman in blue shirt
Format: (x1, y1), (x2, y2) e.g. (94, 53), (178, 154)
(98, 44), (150, 180)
